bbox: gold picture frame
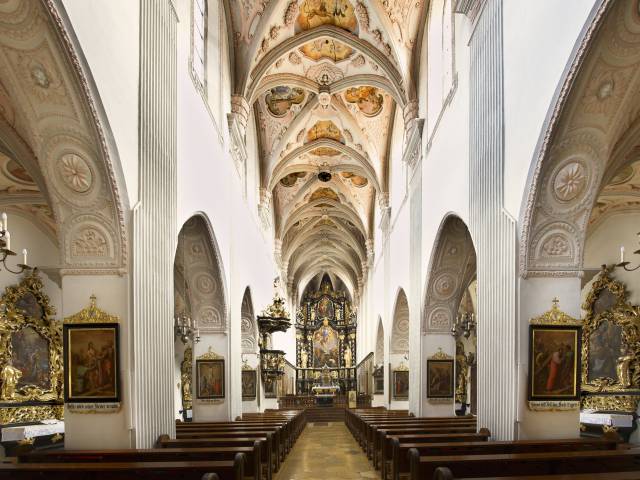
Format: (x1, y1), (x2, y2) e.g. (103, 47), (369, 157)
(581, 268), (640, 394)
(63, 296), (120, 403)
(0, 272), (63, 404)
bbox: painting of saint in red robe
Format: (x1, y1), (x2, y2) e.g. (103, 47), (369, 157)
(529, 326), (580, 400)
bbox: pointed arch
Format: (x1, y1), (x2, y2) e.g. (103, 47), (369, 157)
(422, 214), (476, 334)
(241, 287), (258, 354)
(176, 214), (228, 332)
(391, 289), (409, 354)
(375, 316), (384, 365)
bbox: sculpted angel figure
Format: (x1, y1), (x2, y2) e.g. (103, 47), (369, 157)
(616, 346), (634, 389)
(1, 363), (22, 400)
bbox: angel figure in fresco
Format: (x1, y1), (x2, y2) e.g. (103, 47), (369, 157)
(1, 363), (22, 400)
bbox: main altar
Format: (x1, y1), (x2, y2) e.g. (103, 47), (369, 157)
(295, 276), (357, 399)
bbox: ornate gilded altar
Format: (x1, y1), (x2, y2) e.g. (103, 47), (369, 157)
(295, 277), (357, 394)
(0, 272), (63, 425)
(580, 266), (640, 439)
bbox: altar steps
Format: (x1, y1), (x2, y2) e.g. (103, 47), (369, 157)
(305, 407), (345, 423)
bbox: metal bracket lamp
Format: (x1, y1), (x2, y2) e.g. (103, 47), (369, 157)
(616, 234), (640, 271)
(450, 311), (476, 338)
(174, 311), (200, 344)
(0, 212), (32, 275)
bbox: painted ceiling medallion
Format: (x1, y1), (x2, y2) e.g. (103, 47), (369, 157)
(265, 86), (305, 117)
(60, 153), (93, 193)
(4, 159), (35, 185)
(552, 161), (586, 202)
(306, 120), (345, 143)
(345, 86), (384, 116)
(310, 187), (339, 202)
(341, 171), (368, 187)
(280, 172), (307, 187)
(310, 146), (342, 157)
(300, 39), (354, 62)
(30, 64), (50, 89)
(295, 0), (358, 34)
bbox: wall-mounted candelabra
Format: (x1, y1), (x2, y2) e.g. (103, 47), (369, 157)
(617, 235), (640, 271)
(0, 212), (32, 275)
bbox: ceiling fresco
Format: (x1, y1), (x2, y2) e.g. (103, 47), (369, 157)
(227, 0), (427, 301)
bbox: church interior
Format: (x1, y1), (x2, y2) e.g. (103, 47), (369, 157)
(1, 0), (640, 478)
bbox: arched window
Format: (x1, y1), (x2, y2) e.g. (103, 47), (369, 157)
(192, 0), (207, 90)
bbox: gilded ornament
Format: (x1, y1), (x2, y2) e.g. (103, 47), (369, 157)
(50, 433), (63, 443)
(0, 405), (64, 425)
(430, 348), (452, 361)
(197, 346), (223, 360)
(581, 394), (640, 413)
(63, 294), (119, 324)
(0, 272), (63, 405)
(529, 298), (582, 326)
(181, 346), (193, 410)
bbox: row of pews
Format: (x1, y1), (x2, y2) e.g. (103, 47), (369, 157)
(346, 408), (640, 480)
(0, 410), (305, 479)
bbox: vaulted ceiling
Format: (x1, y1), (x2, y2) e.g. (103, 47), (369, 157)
(227, 0), (426, 301)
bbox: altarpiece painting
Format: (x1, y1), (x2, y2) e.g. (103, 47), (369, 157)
(580, 268), (640, 414)
(0, 272), (63, 424)
(295, 275), (357, 394)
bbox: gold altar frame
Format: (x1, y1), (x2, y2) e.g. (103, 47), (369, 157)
(581, 269), (640, 394)
(0, 273), (63, 404)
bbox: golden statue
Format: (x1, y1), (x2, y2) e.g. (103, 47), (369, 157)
(455, 341), (468, 404)
(616, 347), (634, 389)
(1, 364), (22, 400)
(344, 344), (352, 367)
(180, 347), (193, 409)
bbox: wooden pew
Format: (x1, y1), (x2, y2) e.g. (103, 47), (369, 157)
(158, 434), (273, 480)
(385, 429), (491, 480)
(372, 424), (478, 467)
(0, 457), (243, 479)
(408, 447), (640, 480)
(20, 444), (261, 480)
(174, 429), (281, 469)
(389, 435), (618, 480)
(434, 472), (640, 480)
(175, 425), (284, 460)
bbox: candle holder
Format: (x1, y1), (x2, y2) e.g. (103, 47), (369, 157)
(615, 233), (640, 271)
(0, 213), (33, 275)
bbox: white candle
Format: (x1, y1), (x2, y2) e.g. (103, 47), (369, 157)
(621, 245), (625, 263)
(5, 231), (10, 251)
(1, 212), (6, 232)
(22, 249), (27, 265)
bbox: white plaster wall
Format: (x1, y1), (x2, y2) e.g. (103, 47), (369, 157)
(0, 212), (61, 309)
(61, 0), (140, 207)
(504, 0), (598, 218)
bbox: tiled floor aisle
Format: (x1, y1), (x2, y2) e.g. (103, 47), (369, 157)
(275, 422), (379, 480)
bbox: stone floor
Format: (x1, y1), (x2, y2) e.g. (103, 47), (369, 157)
(275, 422), (379, 480)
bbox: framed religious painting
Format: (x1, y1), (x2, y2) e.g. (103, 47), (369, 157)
(529, 300), (582, 408)
(427, 352), (454, 399)
(264, 377), (277, 398)
(63, 295), (120, 404)
(529, 324), (581, 401)
(373, 366), (384, 394)
(392, 369), (409, 400)
(242, 368), (257, 400)
(63, 322), (120, 403)
(196, 349), (225, 400)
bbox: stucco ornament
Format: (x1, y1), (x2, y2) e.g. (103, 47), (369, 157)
(553, 162), (586, 202)
(60, 153), (92, 193)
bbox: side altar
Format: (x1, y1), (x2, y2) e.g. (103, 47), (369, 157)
(295, 276), (357, 395)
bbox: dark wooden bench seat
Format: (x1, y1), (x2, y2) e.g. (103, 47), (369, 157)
(389, 436), (619, 480)
(435, 472), (640, 480)
(409, 447), (640, 480)
(20, 445), (261, 480)
(157, 435), (273, 480)
(384, 430), (492, 480)
(0, 458), (242, 480)
(372, 425), (478, 466)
